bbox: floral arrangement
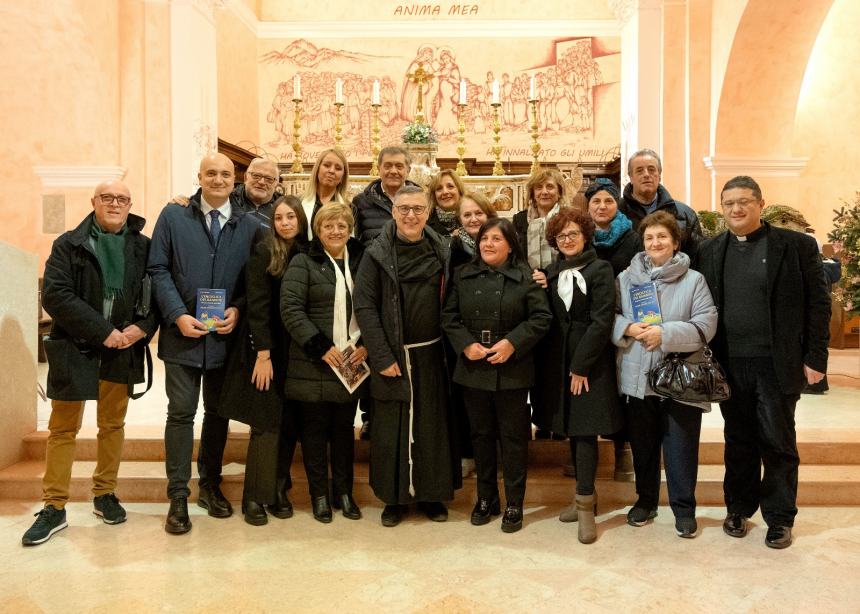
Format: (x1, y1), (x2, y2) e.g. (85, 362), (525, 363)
(829, 191), (860, 316)
(401, 121), (438, 145)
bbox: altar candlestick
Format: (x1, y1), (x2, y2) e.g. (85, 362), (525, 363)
(529, 76), (536, 101)
(293, 75), (301, 100)
(372, 80), (380, 105)
(335, 78), (343, 104)
(491, 79), (500, 105)
(459, 79), (467, 105)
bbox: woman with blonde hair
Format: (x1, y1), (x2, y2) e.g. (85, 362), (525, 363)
(300, 148), (350, 239)
(427, 169), (466, 236)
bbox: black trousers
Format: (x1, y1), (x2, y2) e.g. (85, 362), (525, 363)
(462, 387), (530, 504)
(627, 395), (702, 519)
(721, 357), (800, 527)
(243, 406), (298, 505)
(298, 400), (357, 499)
(164, 364), (229, 499)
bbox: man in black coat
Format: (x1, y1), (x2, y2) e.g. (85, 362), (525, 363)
(22, 180), (157, 546)
(696, 175), (830, 549)
(619, 148), (703, 260)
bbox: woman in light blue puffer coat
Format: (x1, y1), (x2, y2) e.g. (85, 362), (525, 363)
(613, 210), (717, 538)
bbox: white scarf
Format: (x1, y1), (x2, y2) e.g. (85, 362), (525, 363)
(557, 266), (588, 310)
(326, 248), (360, 349)
(302, 192), (346, 240)
(526, 202), (561, 269)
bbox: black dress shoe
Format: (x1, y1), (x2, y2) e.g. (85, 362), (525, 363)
(332, 494), (362, 520)
(381, 504), (405, 527)
(417, 501), (448, 522)
(723, 513), (749, 538)
(312, 495), (332, 523)
(765, 525), (792, 549)
(197, 484), (233, 518)
(470, 497), (501, 526)
(269, 481), (294, 519)
(501, 503), (523, 533)
(359, 421), (371, 440)
(165, 497), (192, 535)
(242, 500), (268, 526)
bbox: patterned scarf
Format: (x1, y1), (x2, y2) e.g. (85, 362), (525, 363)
(526, 202), (560, 269)
(435, 208), (459, 233)
(457, 227), (477, 255)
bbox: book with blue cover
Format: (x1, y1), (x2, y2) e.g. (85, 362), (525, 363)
(629, 282), (663, 324)
(196, 288), (226, 332)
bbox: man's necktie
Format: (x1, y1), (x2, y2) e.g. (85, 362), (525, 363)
(209, 210), (221, 244)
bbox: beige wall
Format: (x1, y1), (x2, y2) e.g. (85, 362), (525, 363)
(216, 8), (259, 147)
(792, 0), (860, 238)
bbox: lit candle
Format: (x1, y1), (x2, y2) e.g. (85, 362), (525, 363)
(293, 75), (301, 100)
(491, 79), (500, 105)
(459, 79), (467, 105)
(335, 78), (343, 104)
(529, 76), (536, 101)
(372, 80), (380, 105)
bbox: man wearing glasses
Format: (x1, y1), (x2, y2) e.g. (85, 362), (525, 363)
(23, 181), (158, 546)
(354, 186), (460, 527)
(697, 175), (830, 549)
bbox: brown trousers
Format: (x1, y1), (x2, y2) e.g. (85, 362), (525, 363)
(42, 380), (128, 508)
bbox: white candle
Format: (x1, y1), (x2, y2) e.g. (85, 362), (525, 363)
(293, 75), (301, 100)
(459, 79), (467, 105)
(335, 78), (343, 104)
(491, 79), (500, 105)
(529, 76), (536, 100)
(372, 80), (380, 105)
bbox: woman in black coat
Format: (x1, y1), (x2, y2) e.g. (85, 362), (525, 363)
(532, 208), (622, 544)
(442, 218), (552, 533)
(281, 203), (368, 523)
(219, 195), (308, 526)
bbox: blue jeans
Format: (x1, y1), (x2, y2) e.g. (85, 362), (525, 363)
(627, 395), (702, 518)
(721, 357), (800, 527)
(164, 363), (229, 499)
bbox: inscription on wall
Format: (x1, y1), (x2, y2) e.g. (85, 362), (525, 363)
(393, 3), (480, 16)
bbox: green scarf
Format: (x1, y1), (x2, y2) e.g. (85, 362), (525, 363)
(90, 219), (127, 299)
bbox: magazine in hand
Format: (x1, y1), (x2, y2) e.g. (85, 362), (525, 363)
(629, 282), (663, 324)
(196, 288), (226, 332)
(331, 343), (370, 394)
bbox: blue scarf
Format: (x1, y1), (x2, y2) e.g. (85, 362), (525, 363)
(593, 212), (632, 248)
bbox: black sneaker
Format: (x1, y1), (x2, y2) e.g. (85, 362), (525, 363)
(626, 505), (658, 527)
(22, 505), (68, 546)
(93, 493), (127, 525)
(675, 516), (698, 538)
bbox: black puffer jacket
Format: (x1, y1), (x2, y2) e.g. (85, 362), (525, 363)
(619, 183), (703, 260)
(281, 237), (367, 403)
(42, 213), (158, 400)
(352, 179), (419, 246)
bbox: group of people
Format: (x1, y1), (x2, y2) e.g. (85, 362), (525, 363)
(24, 146), (830, 553)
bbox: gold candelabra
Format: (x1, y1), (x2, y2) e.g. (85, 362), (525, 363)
(369, 103), (381, 177)
(455, 103), (468, 176)
(291, 98), (303, 173)
(529, 98), (541, 175)
(333, 102), (344, 150)
(491, 102), (504, 176)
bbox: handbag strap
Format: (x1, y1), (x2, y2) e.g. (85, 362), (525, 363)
(690, 322), (714, 359)
(128, 345), (154, 400)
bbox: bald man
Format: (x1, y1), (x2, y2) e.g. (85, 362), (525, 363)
(23, 180), (158, 546)
(148, 153), (265, 534)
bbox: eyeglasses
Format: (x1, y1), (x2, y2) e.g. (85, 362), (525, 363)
(555, 231), (582, 243)
(97, 194), (131, 206)
(395, 205), (427, 216)
(247, 172), (277, 186)
(721, 197), (759, 210)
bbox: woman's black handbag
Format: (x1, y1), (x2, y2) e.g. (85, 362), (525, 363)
(648, 323), (730, 403)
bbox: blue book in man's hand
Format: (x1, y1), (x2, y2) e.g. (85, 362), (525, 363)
(196, 288), (226, 332)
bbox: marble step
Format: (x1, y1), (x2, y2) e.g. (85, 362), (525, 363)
(2, 460), (860, 507)
(19, 427), (860, 466)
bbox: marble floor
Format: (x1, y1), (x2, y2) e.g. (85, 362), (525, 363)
(2, 500), (860, 613)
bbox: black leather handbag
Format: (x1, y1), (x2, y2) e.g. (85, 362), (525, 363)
(648, 323), (730, 403)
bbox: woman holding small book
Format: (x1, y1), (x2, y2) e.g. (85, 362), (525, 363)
(281, 203), (368, 523)
(613, 210), (717, 539)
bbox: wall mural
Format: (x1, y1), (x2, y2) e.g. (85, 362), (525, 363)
(258, 36), (620, 165)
